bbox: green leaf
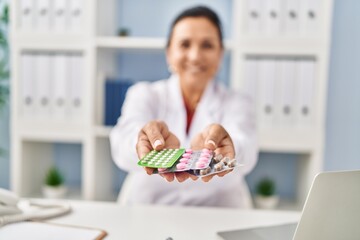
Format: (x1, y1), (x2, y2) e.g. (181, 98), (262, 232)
(45, 167), (64, 186)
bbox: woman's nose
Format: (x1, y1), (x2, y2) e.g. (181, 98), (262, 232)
(187, 46), (202, 61)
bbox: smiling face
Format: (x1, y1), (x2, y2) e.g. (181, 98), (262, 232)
(166, 17), (224, 91)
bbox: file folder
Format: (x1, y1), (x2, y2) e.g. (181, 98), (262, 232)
(297, 59), (316, 126)
(19, 0), (35, 32)
(20, 53), (35, 118)
(68, 0), (83, 33)
(284, 0), (300, 35)
(52, 54), (68, 120)
(264, 0), (281, 35)
(68, 54), (84, 120)
(245, 0), (263, 34)
(35, 0), (51, 32)
(53, 0), (68, 33)
(277, 59), (296, 126)
(258, 59), (276, 127)
(243, 58), (258, 103)
(34, 53), (52, 118)
(300, 0), (322, 34)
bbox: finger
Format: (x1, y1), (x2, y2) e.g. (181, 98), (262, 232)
(143, 122), (167, 151)
(175, 172), (190, 182)
(189, 174), (199, 181)
(204, 124), (228, 151)
(144, 167), (154, 175)
(202, 175), (214, 182)
(217, 169), (232, 177)
(160, 172), (175, 182)
(137, 132), (152, 159)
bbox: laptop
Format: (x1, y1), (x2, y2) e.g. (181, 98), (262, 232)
(218, 170), (360, 240)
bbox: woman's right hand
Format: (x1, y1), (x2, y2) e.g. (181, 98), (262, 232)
(136, 121), (197, 182)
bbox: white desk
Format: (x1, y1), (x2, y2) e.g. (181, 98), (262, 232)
(46, 200), (301, 240)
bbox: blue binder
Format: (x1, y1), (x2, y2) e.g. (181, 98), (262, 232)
(104, 79), (133, 126)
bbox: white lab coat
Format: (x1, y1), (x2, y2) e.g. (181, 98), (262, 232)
(110, 75), (258, 208)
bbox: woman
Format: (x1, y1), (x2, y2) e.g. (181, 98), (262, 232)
(110, 6), (258, 207)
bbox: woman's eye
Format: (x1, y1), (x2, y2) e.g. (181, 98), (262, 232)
(180, 41), (190, 49)
(202, 42), (214, 49)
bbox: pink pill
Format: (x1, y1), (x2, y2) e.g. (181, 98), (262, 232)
(179, 158), (189, 163)
(198, 157), (209, 163)
(201, 152), (211, 158)
(176, 163), (187, 170)
(182, 153), (192, 158)
(202, 148), (210, 153)
(158, 168), (167, 172)
(196, 162), (206, 168)
(185, 149), (193, 153)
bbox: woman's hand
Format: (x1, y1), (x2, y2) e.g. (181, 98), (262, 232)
(191, 124), (235, 182)
(136, 120), (197, 182)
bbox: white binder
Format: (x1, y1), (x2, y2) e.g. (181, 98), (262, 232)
(264, 0), (281, 35)
(52, 54), (68, 120)
(35, 0), (51, 32)
(19, 0), (35, 32)
(300, 0), (322, 35)
(258, 59), (276, 127)
(245, 0), (263, 34)
(53, 0), (68, 33)
(277, 59), (296, 126)
(68, 54), (84, 120)
(34, 54), (52, 118)
(243, 58), (258, 103)
(20, 53), (36, 118)
(284, 0), (300, 35)
(68, 0), (83, 33)
(297, 59), (316, 126)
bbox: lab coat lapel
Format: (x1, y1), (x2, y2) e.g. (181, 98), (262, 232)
(167, 75), (187, 143)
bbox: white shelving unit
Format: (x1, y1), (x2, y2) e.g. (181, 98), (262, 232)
(10, 0), (333, 207)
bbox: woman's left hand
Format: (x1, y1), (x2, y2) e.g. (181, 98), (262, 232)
(191, 123), (235, 182)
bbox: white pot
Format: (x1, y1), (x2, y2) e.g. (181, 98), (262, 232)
(42, 185), (67, 199)
(255, 195), (279, 209)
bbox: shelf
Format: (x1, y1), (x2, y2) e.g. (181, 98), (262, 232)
(238, 37), (327, 56)
(17, 122), (86, 142)
(12, 34), (89, 51)
(94, 125), (112, 138)
(96, 36), (234, 51)
(259, 128), (318, 153)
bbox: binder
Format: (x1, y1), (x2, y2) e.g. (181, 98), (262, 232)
(243, 58), (258, 103)
(245, 0), (263, 34)
(19, 0), (35, 32)
(68, 0), (83, 33)
(35, 0), (51, 32)
(297, 59), (316, 126)
(104, 79), (132, 126)
(284, 0), (300, 35)
(277, 59), (296, 126)
(264, 0), (281, 35)
(53, 0), (68, 33)
(20, 53), (36, 118)
(258, 59), (276, 127)
(52, 54), (68, 120)
(300, 0), (322, 35)
(68, 54), (84, 120)
(34, 53), (52, 118)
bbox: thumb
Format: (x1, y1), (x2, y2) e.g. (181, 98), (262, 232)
(204, 124), (227, 150)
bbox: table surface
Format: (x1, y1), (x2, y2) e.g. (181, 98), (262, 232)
(46, 200), (301, 240)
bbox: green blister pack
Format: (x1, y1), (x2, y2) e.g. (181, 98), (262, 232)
(137, 148), (185, 169)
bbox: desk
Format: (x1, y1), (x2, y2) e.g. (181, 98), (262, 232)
(46, 200), (301, 240)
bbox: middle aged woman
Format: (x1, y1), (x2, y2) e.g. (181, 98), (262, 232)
(110, 6), (258, 208)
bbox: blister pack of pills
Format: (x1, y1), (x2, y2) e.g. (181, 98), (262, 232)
(138, 148), (242, 177)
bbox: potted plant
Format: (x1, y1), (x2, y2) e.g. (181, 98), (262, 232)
(254, 177), (279, 209)
(42, 167), (67, 199)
